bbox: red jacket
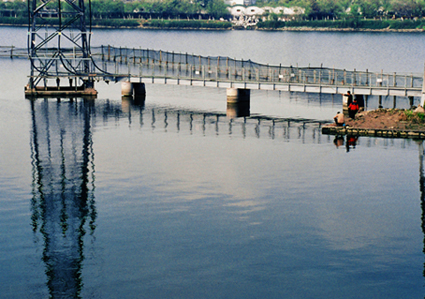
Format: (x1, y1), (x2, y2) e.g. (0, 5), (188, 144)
(349, 102), (359, 111)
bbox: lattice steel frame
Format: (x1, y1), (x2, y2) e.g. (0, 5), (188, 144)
(27, 0), (93, 89)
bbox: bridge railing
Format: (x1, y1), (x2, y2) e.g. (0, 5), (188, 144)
(1, 45), (422, 89)
(92, 46), (423, 89)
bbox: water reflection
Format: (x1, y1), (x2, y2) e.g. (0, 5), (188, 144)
(138, 105), (327, 142)
(333, 135), (358, 152)
(29, 99), (96, 298)
(227, 102), (250, 119)
(419, 141), (425, 282)
(26, 96), (425, 297)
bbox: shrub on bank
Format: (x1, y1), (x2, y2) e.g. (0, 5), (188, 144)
(91, 18), (140, 27)
(0, 16), (141, 28)
(257, 19), (425, 30)
(142, 19), (231, 29)
(0, 16), (27, 25)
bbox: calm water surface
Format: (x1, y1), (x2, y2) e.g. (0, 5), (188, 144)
(1, 27), (425, 298)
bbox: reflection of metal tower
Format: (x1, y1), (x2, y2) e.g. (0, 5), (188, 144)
(26, 0), (96, 95)
(30, 99), (96, 297)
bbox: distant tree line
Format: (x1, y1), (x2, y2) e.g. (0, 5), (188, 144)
(0, 0), (230, 19)
(2, 0), (425, 26)
(257, 0), (425, 19)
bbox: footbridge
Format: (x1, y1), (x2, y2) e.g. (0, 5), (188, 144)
(16, 0), (424, 103)
(2, 45), (423, 103)
(94, 46), (423, 98)
(5, 45), (421, 98)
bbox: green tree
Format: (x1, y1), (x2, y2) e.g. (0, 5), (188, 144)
(206, 0), (228, 19)
(390, 0), (424, 17)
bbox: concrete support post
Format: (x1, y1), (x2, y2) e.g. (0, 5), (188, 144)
(133, 82), (146, 103)
(226, 88), (250, 104)
(121, 81), (133, 97)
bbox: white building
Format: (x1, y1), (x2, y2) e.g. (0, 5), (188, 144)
(225, 0), (256, 6)
(227, 5), (305, 28)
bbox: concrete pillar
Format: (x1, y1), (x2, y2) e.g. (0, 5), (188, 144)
(121, 81), (133, 97)
(133, 82), (146, 104)
(227, 88), (250, 103)
(133, 83), (146, 98)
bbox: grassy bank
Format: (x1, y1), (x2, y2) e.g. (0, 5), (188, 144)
(141, 19), (232, 29)
(0, 17), (231, 29)
(257, 19), (425, 30)
(1, 16), (424, 31)
(0, 16), (141, 28)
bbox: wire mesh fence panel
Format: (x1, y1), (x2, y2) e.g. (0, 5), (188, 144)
(2, 45), (423, 91)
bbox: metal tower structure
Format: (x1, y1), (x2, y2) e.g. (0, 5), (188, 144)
(26, 0), (96, 95)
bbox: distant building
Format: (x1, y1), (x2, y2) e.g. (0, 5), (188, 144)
(227, 5), (305, 28)
(227, 6), (304, 18)
(225, 0), (256, 6)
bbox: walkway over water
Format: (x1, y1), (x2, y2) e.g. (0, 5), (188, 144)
(2, 45), (423, 97)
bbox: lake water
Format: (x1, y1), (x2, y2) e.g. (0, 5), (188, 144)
(1, 27), (425, 298)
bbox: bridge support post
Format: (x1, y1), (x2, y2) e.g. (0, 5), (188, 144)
(226, 88), (250, 118)
(121, 81), (146, 104)
(121, 81), (133, 97)
(133, 83), (146, 104)
(226, 88), (250, 103)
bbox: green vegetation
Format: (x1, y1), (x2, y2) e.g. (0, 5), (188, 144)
(142, 19), (232, 29)
(2, 0), (425, 30)
(91, 18), (140, 28)
(89, 0), (229, 19)
(405, 110), (425, 124)
(257, 18), (425, 29)
(0, 16), (141, 28)
(256, 0), (425, 19)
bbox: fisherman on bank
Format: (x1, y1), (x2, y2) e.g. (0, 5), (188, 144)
(334, 111), (345, 126)
(345, 90), (353, 106)
(348, 98), (359, 119)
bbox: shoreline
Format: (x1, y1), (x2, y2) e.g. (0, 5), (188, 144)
(322, 108), (425, 139)
(1, 23), (424, 32)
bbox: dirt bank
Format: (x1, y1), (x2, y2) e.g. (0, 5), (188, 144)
(343, 108), (425, 132)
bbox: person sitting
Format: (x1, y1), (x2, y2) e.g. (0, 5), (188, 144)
(348, 99), (359, 119)
(334, 111), (345, 126)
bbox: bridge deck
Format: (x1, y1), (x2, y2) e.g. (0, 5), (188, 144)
(3, 46), (423, 97)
